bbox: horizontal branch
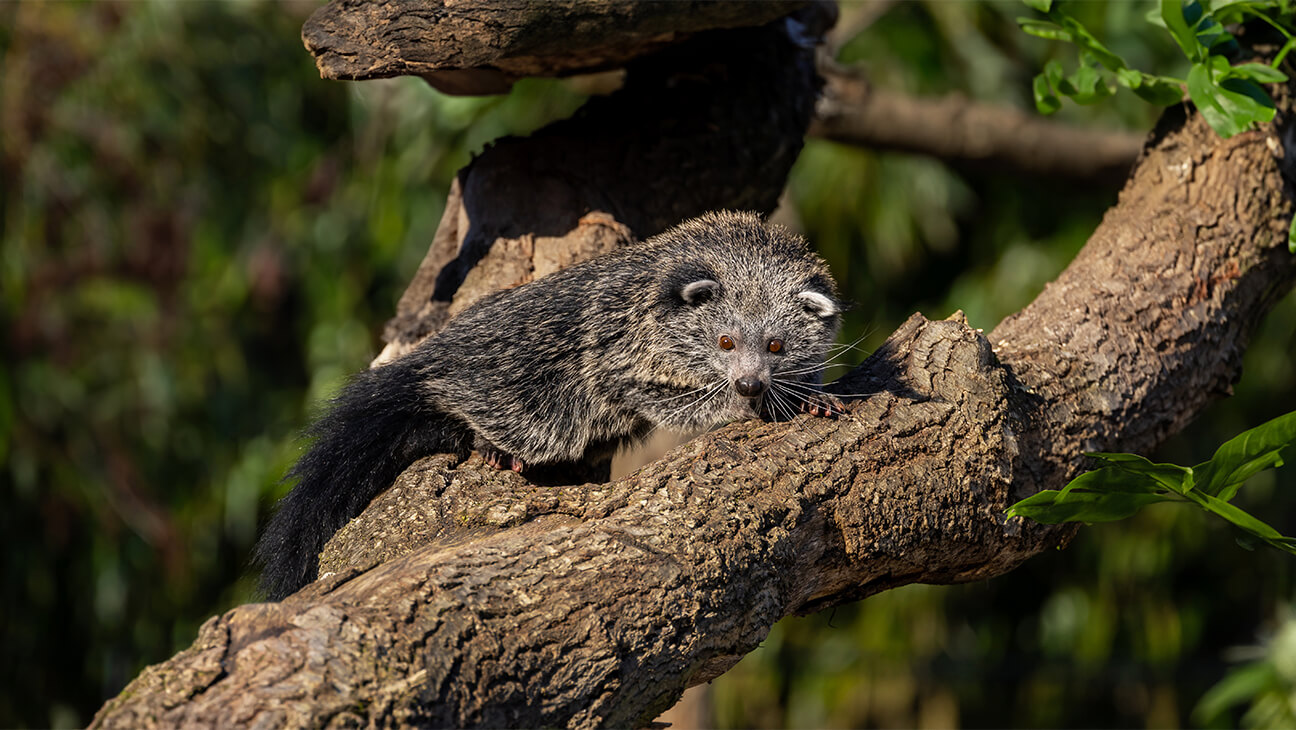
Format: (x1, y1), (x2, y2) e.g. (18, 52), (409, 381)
(810, 70), (1145, 184)
(302, 0), (808, 94)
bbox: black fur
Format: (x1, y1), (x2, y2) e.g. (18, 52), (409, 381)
(253, 357), (471, 599)
(255, 211), (841, 600)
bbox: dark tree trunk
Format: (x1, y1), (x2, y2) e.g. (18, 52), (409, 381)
(374, 9), (826, 361)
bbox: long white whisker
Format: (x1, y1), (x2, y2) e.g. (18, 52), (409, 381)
(776, 360), (852, 377)
(764, 385), (834, 470)
(645, 383), (711, 406)
(762, 385), (793, 423)
(643, 379), (728, 440)
(825, 330), (874, 354)
(771, 388), (798, 423)
(669, 380), (728, 423)
(778, 341), (868, 377)
(768, 379), (853, 418)
(771, 376), (878, 402)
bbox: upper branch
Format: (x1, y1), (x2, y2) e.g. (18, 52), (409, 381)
(811, 68), (1144, 185)
(302, 0), (808, 94)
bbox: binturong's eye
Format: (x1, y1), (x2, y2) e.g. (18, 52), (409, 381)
(767, 339), (784, 353)
(718, 335), (735, 350)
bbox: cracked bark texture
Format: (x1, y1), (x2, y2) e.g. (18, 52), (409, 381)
(301, 0), (805, 94)
(92, 3), (1296, 728)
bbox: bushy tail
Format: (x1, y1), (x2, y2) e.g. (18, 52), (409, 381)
(254, 355), (466, 600)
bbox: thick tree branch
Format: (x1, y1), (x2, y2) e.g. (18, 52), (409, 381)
(811, 69), (1145, 185)
(301, 0), (806, 94)
(991, 99), (1296, 482)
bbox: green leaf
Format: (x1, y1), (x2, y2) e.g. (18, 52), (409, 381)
(1085, 453), (1194, 495)
(1033, 73), (1062, 115)
(1188, 62), (1249, 137)
(1206, 56), (1277, 130)
(1021, 0), (1053, 11)
(1201, 0), (1271, 14)
(1007, 490), (1175, 524)
(1193, 410), (1296, 497)
(1011, 411), (1296, 553)
(1018, 18), (1073, 42)
(1193, 662), (1280, 726)
(1288, 216), (1296, 253)
(1225, 62), (1289, 84)
(1163, 0), (1204, 61)
(1193, 12), (1233, 53)
(1067, 62), (1113, 104)
(1043, 58), (1071, 93)
(1217, 78), (1280, 125)
(1116, 68), (1143, 87)
(1135, 81), (1187, 106)
(1058, 16), (1127, 70)
(1184, 55), (1276, 137)
(1193, 493), (1296, 554)
(1058, 465), (1160, 495)
(1119, 69), (1187, 105)
(1008, 460), (1184, 524)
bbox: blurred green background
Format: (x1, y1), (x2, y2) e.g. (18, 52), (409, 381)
(2, 1), (1292, 727)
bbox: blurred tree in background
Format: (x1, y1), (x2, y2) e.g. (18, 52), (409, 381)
(0, 1), (1291, 728)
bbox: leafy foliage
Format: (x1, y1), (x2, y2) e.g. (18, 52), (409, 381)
(1021, 0), (1292, 138)
(1008, 412), (1296, 555)
(1008, 413), (1296, 729)
(1194, 611), (1296, 728)
(1024, 1), (1296, 311)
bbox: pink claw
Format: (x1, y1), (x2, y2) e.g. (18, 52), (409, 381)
(802, 393), (843, 419)
(481, 447), (525, 472)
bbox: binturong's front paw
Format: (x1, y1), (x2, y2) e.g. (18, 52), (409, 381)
(800, 390), (845, 419)
(479, 445), (526, 472)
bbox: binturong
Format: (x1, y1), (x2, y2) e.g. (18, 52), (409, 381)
(254, 211), (843, 600)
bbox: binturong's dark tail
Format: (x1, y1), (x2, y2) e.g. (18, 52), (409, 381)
(253, 353), (467, 600)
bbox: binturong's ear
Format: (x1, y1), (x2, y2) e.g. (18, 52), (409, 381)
(797, 290), (838, 318)
(680, 279), (720, 305)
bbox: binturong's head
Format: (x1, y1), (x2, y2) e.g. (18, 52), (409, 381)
(643, 211), (842, 430)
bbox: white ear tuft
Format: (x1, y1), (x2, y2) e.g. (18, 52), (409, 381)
(797, 290), (838, 318)
(681, 279), (720, 305)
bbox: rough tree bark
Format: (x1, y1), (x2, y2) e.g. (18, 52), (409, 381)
(301, 0), (805, 94)
(93, 2), (1296, 728)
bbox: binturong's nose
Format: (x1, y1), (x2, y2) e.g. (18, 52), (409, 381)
(734, 377), (767, 398)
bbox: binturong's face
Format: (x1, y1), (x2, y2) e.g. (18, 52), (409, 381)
(645, 240), (841, 432)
